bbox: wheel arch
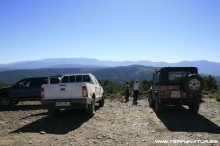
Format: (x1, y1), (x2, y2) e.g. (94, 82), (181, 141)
(0, 92), (10, 98)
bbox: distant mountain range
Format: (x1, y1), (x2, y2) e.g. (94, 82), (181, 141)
(0, 65), (157, 85)
(0, 58), (220, 76)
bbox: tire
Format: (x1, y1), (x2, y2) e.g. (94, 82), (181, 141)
(154, 96), (163, 113)
(87, 100), (95, 116)
(148, 94), (155, 108)
(0, 95), (10, 107)
(184, 74), (204, 94)
(99, 96), (105, 107)
(189, 103), (199, 113)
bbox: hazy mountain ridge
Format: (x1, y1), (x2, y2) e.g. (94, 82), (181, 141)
(0, 58), (220, 76)
(0, 65), (157, 85)
(0, 58), (220, 85)
(0, 65), (219, 87)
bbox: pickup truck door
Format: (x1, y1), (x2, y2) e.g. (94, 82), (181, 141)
(94, 84), (101, 99)
(10, 86), (29, 99)
(92, 76), (102, 100)
(10, 78), (46, 100)
(10, 79), (33, 100)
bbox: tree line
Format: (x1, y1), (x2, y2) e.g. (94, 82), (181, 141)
(101, 75), (219, 99)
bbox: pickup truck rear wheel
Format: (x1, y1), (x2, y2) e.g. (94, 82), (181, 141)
(99, 96), (105, 107)
(87, 100), (95, 116)
(0, 95), (10, 107)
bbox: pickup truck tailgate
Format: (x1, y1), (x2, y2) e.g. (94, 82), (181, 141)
(43, 83), (84, 99)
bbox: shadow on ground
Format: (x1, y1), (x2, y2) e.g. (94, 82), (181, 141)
(11, 110), (92, 135)
(155, 106), (220, 134)
(0, 104), (45, 111)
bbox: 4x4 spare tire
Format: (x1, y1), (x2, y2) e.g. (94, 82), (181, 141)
(184, 74), (204, 94)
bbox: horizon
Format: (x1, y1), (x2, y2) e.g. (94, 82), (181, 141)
(0, 57), (220, 65)
(1, 0), (220, 64)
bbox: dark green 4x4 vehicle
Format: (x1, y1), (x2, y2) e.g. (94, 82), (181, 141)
(148, 67), (204, 113)
(0, 77), (48, 107)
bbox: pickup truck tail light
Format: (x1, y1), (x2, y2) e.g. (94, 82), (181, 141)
(41, 88), (45, 99)
(82, 86), (88, 97)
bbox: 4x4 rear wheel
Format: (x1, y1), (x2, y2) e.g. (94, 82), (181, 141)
(148, 93), (155, 108)
(87, 99), (95, 116)
(189, 103), (199, 113)
(0, 95), (10, 107)
(184, 74), (204, 94)
(155, 96), (163, 113)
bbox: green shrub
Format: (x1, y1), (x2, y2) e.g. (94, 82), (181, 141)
(0, 82), (13, 88)
(202, 90), (209, 95)
(210, 89), (218, 94)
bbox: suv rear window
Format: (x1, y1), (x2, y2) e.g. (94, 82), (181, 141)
(168, 71), (191, 84)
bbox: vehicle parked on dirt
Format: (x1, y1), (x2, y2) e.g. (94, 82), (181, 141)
(0, 77), (48, 107)
(41, 73), (104, 116)
(148, 67), (204, 113)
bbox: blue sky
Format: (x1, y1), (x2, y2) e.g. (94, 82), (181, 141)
(0, 0), (220, 64)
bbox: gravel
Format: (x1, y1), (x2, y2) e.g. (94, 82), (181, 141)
(0, 98), (220, 146)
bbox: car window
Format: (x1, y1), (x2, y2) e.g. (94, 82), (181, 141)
(76, 75), (82, 82)
(168, 71), (190, 84)
(155, 72), (160, 85)
(70, 76), (76, 82)
(30, 79), (37, 86)
(16, 79), (29, 88)
(31, 78), (47, 86)
(50, 77), (60, 84)
(83, 75), (91, 83)
(61, 76), (69, 83)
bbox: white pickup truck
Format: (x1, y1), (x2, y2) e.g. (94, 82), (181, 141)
(41, 73), (104, 116)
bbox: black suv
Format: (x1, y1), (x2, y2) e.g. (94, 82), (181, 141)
(0, 77), (48, 107)
(148, 67), (204, 113)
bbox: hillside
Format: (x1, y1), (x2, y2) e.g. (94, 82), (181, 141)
(0, 65), (219, 87)
(0, 65), (157, 85)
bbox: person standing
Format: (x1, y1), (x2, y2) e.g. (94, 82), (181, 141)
(133, 80), (139, 105)
(125, 82), (130, 103)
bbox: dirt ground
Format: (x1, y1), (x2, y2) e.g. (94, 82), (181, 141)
(0, 97), (220, 146)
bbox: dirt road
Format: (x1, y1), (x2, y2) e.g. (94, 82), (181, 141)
(0, 98), (220, 146)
